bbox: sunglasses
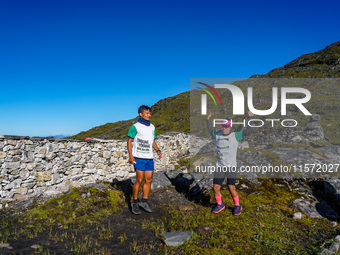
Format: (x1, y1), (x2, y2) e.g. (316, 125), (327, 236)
(221, 125), (231, 129)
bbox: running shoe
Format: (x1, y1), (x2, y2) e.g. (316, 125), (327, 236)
(139, 201), (153, 213)
(233, 205), (242, 216)
(131, 202), (141, 215)
(212, 203), (225, 213)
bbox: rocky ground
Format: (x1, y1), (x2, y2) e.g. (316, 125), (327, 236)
(0, 170), (339, 255)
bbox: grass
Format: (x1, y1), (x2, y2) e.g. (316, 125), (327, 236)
(153, 179), (339, 255)
(0, 180), (338, 254)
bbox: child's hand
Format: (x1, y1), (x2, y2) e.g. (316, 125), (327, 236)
(207, 112), (212, 120)
(248, 111), (254, 117)
(128, 157), (136, 165)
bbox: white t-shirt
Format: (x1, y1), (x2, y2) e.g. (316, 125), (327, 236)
(128, 122), (156, 159)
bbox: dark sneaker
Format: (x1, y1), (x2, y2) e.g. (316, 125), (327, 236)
(139, 201), (153, 213)
(212, 203), (225, 213)
(131, 202), (141, 215)
(233, 205), (242, 216)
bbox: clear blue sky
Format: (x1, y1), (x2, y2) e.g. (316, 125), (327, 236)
(1, 0), (339, 137)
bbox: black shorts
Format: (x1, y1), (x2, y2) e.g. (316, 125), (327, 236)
(213, 166), (237, 186)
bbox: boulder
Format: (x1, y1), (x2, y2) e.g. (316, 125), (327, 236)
(161, 231), (193, 246)
(303, 114), (324, 140)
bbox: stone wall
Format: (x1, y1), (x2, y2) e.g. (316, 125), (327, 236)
(0, 132), (190, 203)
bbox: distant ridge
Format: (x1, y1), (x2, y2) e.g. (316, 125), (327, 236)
(252, 41), (340, 78)
(69, 92), (190, 140)
(69, 41), (340, 141)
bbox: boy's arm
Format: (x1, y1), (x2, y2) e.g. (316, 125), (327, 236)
(152, 140), (162, 159)
(127, 125), (137, 164)
(206, 112), (215, 138)
(236, 111), (254, 141)
(127, 137), (135, 164)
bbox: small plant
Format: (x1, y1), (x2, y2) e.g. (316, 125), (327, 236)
(120, 233), (127, 243)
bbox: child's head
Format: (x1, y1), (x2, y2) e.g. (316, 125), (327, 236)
(220, 119), (232, 134)
(138, 105), (152, 120)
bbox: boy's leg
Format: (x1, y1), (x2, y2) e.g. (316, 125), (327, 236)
(132, 169), (144, 214)
(226, 170), (238, 200)
(227, 177), (242, 215)
(142, 170), (153, 199)
(212, 169), (226, 213)
(133, 169), (145, 200)
(213, 184), (222, 197)
(139, 160), (154, 213)
(227, 184), (238, 200)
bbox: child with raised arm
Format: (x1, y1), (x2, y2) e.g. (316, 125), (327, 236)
(206, 111), (254, 215)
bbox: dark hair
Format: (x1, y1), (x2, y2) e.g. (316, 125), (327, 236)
(138, 105), (151, 114)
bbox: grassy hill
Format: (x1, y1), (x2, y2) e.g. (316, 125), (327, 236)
(252, 41), (340, 78)
(69, 41), (340, 143)
(69, 91), (190, 140)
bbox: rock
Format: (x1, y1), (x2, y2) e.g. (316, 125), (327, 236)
(115, 160), (126, 167)
(192, 157), (214, 172)
(319, 249), (331, 255)
(329, 242), (340, 253)
(174, 173), (196, 191)
(31, 244), (42, 249)
(85, 183), (108, 192)
(0, 243), (13, 249)
(291, 135), (303, 142)
(310, 178), (340, 215)
(4, 179), (22, 190)
(196, 141), (216, 155)
(103, 151), (111, 159)
(197, 225), (214, 235)
(303, 114), (324, 140)
(293, 198), (339, 220)
(37, 171), (52, 181)
(190, 174), (214, 195)
(168, 164), (175, 170)
(317, 145), (340, 163)
(293, 212), (303, 219)
(151, 170), (173, 189)
(83, 169), (97, 174)
(330, 221), (337, 227)
(323, 178), (340, 214)
(238, 141), (249, 150)
(161, 231), (193, 246)
(2, 162), (20, 169)
(179, 205), (194, 211)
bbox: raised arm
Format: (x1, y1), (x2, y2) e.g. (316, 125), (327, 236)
(206, 112), (215, 138)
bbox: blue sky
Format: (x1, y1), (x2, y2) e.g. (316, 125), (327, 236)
(0, 0), (339, 137)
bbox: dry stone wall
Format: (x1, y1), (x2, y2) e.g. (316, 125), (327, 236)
(0, 132), (190, 203)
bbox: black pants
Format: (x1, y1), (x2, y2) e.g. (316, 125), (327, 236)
(213, 166), (237, 186)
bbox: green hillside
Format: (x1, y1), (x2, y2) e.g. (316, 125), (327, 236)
(69, 92), (190, 140)
(252, 41), (340, 78)
(69, 41), (340, 142)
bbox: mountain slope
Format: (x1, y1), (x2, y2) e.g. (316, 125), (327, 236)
(252, 41), (340, 78)
(69, 41), (340, 141)
(69, 92), (190, 140)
